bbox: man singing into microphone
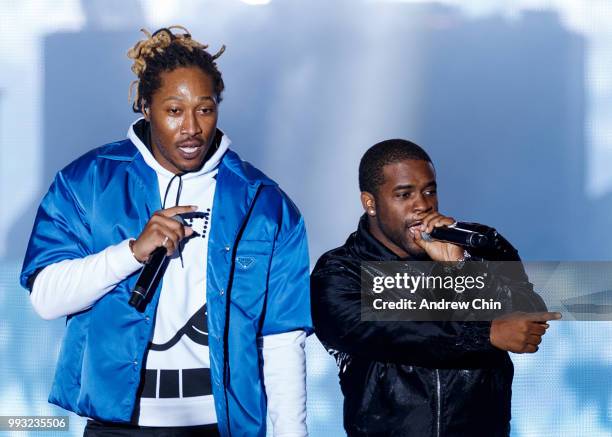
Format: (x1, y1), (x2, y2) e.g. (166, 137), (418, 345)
(20, 27), (311, 436)
(310, 139), (560, 437)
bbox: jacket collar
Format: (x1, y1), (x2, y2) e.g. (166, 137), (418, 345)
(348, 214), (402, 262)
(218, 148), (277, 187)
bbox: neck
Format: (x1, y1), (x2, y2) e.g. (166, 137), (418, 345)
(366, 216), (409, 258)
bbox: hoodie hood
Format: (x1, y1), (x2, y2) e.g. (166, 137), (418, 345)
(127, 117), (230, 181)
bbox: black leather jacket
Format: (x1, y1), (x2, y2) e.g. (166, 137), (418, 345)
(311, 216), (547, 437)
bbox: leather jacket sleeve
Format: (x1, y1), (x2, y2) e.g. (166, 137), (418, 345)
(311, 223), (547, 368)
(311, 258), (502, 368)
(460, 222), (547, 313)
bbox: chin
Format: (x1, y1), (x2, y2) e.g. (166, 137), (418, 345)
(177, 159), (205, 173)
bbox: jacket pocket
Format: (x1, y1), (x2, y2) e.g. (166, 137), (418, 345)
(230, 240), (273, 319)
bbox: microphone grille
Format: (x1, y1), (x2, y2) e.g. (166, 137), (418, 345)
(172, 215), (186, 225)
(421, 231), (433, 242)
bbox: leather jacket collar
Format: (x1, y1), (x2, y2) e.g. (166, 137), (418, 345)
(347, 214), (402, 262)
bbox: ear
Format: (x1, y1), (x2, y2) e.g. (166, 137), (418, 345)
(360, 192), (376, 216)
(142, 102), (150, 121)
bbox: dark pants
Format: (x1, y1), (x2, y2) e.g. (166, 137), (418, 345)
(84, 420), (220, 437)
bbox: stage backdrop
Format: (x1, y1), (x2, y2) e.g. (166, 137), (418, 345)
(1, 1), (611, 436)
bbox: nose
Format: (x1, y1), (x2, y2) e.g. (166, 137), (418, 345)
(413, 192), (432, 214)
(181, 111), (202, 136)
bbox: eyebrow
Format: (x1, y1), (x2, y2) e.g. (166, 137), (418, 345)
(162, 96), (217, 103)
(392, 181), (437, 191)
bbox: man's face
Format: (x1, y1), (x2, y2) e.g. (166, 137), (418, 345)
(368, 159), (438, 258)
(145, 66), (219, 174)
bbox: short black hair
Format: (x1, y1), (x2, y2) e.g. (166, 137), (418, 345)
(358, 139), (432, 194)
(127, 26), (225, 113)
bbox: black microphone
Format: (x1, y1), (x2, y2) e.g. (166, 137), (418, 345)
(421, 223), (490, 249)
(129, 215), (186, 310)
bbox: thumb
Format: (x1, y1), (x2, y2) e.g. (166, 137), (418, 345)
(409, 227), (428, 249)
(409, 227), (418, 240)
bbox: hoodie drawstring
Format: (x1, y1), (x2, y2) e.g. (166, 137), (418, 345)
(162, 173), (185, 268)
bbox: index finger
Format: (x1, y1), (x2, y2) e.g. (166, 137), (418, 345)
(158, 205), (198, 218)
(420, 212), (454, 231)
(525, 311), (562, 322)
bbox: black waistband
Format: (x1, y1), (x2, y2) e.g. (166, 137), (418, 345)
(141, 368), (212, 399)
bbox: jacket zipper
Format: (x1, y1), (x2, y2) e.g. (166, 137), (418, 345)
(435, 369), (441, 437)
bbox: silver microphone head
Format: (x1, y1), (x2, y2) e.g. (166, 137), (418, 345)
(420, 231), (433, 242)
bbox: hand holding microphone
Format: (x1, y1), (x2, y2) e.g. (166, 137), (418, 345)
(129, 205), (196, 309)
(408, 212), (468, 262)
(130, 205), (197, 262)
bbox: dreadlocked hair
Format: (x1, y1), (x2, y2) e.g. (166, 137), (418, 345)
(127, 25), (226, 113)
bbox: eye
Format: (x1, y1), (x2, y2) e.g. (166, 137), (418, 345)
(167, 107), (182, 115)
(199, 106), (216, 115)
(396, 192), (412, 199)
(424, 189), (437, 196)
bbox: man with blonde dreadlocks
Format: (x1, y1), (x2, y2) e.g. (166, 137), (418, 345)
(21, 26), (311, 437)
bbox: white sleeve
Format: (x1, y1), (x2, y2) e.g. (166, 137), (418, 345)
(260, 330), (308, 437)
(30, 239), (143, 320)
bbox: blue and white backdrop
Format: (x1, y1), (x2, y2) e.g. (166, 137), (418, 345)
(1, 1), (611, 436)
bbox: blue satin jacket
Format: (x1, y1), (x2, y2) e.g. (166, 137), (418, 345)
(20, 139), (312, 436)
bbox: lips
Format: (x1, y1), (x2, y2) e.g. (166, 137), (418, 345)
(406, 221), (424, 239)
(177, 140), (204, 159)
(407, 220), (423, 230)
